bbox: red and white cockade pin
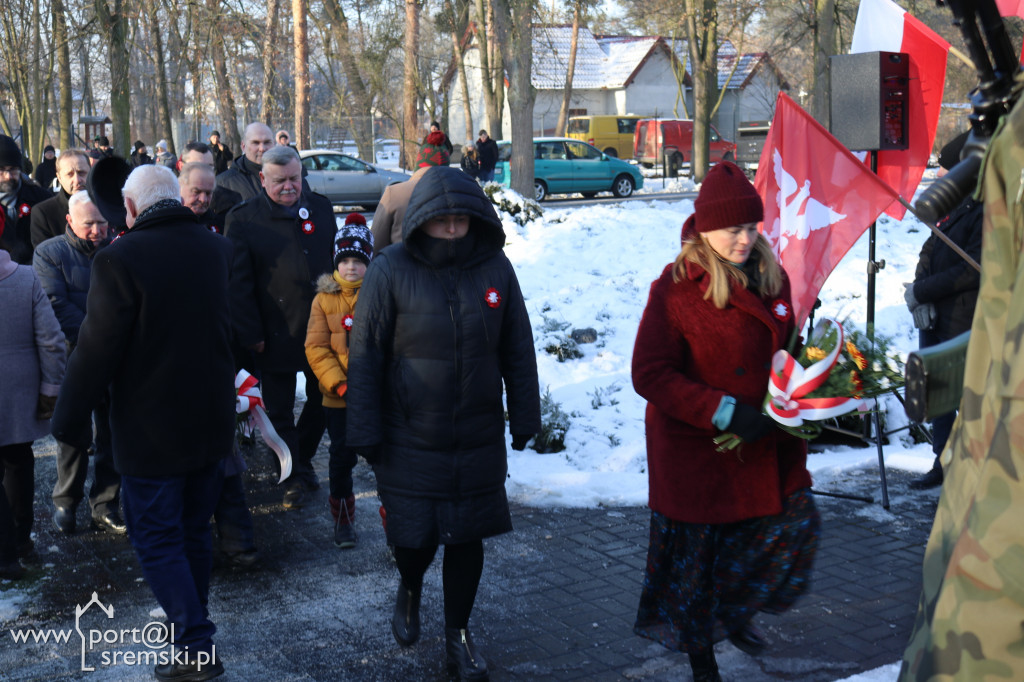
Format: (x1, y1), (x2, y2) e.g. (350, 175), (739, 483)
(301, 220), (315, 234)
(342, 314), (354, 331)
(18, 203), (30, 217)
(770, 299), (791, 321)
(484, 287), (502, 308)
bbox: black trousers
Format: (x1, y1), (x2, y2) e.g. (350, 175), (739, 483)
(51, 393), (119, 516)
(0, 443), (35, 548)
(260, 368), (326, 488)
(393, 540), (485, 629)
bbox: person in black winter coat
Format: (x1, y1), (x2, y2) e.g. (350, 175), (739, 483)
(215, 123), (274, 201)
(51, 164), (234, 678)
(30, 149), (90, 248)
(33, 146), (57, 189)
(346, 165), (540, 680)
(0, 135), (55, 264)
(475, 130), (499, 183)
(224, 144), (335, 509)
(904, 132), (983, 490)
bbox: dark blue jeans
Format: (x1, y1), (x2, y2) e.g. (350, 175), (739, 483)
(121, 461), (224, 654)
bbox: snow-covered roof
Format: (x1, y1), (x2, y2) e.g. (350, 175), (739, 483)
(530, 26), (775, 92)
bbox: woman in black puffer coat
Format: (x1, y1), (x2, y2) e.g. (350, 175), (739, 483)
(347, 165), (540, 681)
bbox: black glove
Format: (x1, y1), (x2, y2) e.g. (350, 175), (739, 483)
(36, 394), (58, 420)
(511, 434), (532, 451)
(726, 403), (775, 444)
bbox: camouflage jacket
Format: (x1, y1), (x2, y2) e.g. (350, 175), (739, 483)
(900, 77), (1024, 681)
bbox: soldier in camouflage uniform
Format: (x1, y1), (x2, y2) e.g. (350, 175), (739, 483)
(899, 77), (1024, 681)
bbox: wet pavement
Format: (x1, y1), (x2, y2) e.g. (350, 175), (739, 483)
(1, 435), (937, 681)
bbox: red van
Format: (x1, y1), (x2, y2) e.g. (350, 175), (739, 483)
(633, 119), (736, 174)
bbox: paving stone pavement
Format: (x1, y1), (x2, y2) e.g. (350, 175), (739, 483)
(1, 435), (939, 681)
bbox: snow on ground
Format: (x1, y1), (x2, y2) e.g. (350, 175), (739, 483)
(501, 171), (939, 509)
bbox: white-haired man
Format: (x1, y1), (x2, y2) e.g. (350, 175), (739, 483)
(52, 164), (233, 680)
(224, 144), (334, 509)
(33, 191), (123, 536)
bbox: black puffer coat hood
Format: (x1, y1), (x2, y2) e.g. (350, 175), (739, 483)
(401, 165), (505, 266)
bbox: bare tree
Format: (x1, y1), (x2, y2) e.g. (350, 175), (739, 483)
(53, 0), (73, 148)
(205, 0), (241, 153)
(811, 0), (835, 126)
(554, 2), (581, 137)
(293, 0), (309, 147)
(402, 0), (421, 168)
(146, 0), (176, 154)
(683, 0), (718, 182)
(95, 0), (131, 155)
(473, 0), (503, 136)
(491, 0), (533, 196)
(260, 0), (282, 122)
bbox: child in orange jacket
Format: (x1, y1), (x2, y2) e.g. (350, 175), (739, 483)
(304, 213), (373, 548)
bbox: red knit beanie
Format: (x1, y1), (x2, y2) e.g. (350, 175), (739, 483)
(681, 161), (763, 243)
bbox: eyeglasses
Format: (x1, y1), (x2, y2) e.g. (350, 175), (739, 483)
(0, 167), (20, 177)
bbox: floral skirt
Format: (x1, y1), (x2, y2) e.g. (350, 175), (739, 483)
(634, 488), (820, 653)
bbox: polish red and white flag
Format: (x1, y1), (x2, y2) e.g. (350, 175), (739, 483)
(754, 93), (901, 329)
(850, 0), (949, 219)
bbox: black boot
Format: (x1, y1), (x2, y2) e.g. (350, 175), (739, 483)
(687, 649), (721, 682)
(909, 458), (943, 490)
(391, 581), (421, 646)
(445, 628), (489, 681)
(728, 622), (767, 656)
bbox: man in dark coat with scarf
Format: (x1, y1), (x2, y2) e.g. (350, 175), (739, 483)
(31, 149), (91, 248)
(33, 190), (124, 536)
(51, 164), (234, 680)
(346, 165), (540, 680)
(224, 144), (335, 509)
(0, 135), (54, 264)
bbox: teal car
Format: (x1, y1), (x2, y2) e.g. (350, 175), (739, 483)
(493, 137), (644, 202)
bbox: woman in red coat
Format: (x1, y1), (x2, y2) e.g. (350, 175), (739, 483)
(631, 162), (820, 682)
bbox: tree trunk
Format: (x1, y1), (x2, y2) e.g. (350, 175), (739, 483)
(322, 0), (374, 159)
(684, 0), (718, 183)
(491, 0), (534, 197)
(812, 0), (835, 127)
(488, 0), (504, 136)
(402, 0), (421, 169)
(293, 0), (309, 148)
(53, 0), (73, 149)
(206, 0), (241, 154)
(96, 0), (130, 156)
(260, 0), (281, 122)
(554, 2), (580, 137)
(444, 0), (473, 143)
(473, 0), (501, 137)
(147, 0), (176, 154)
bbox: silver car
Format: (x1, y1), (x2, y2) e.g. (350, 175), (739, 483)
(299, 149), (410, 210)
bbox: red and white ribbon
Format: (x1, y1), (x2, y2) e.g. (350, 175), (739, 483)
(235, 369), (292, 483)
(766, 319), (873, 427)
